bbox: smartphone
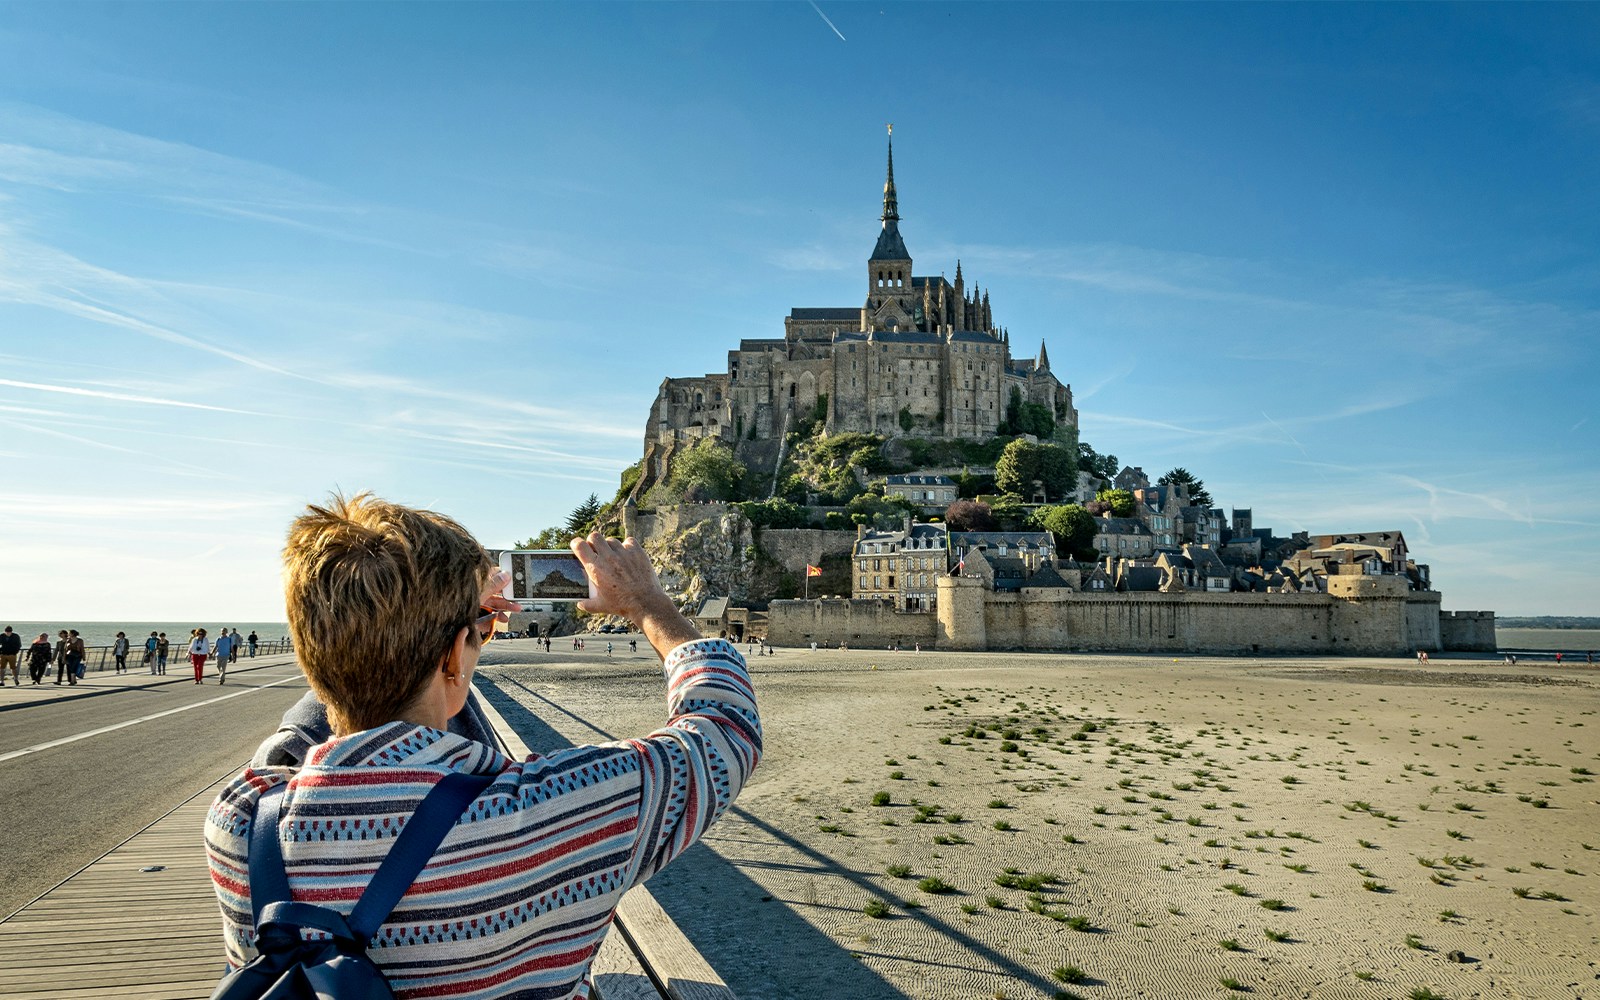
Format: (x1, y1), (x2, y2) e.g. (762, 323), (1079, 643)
(500, 550), (595, 602)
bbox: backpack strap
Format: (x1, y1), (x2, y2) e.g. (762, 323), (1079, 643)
(247, 782), (293, 927)
(247, 771), (493, 946)
(345, 771), (492, 944)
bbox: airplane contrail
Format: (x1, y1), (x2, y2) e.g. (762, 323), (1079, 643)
(809, 1), (846, 41)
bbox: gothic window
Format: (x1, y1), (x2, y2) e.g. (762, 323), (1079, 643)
(789, 383), (797, 398)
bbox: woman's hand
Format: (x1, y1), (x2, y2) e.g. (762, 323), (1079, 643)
(570, 532), (700, 658)
(479, 568), (519, 629)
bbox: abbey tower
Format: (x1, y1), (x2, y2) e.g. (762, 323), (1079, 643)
(636, 135), (1076, 496)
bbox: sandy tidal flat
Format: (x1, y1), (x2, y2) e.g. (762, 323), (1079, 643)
(481, 646), (1599, 1000)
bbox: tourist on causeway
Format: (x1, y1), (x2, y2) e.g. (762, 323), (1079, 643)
(204, 492), (761, 999)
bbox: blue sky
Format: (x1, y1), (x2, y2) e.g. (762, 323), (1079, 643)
(0, 3), (1594, 620)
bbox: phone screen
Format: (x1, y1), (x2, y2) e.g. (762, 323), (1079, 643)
(501, 550), (593, 602)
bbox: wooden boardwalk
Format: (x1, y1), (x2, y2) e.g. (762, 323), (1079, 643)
(0, 786), (225, 1000)
(0, 683), (735, 1000)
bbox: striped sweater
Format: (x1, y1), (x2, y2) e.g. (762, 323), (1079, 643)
(205, 637), (759, 1000)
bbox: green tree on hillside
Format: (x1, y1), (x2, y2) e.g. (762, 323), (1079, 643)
(1034, 504), (1099, 560)
(670, 439), (746, 502)
(986, 493), (1031, 531)
(1157, 467), (1213, 507)
(1094, 488), (1136, 518)
(566, 493), (602, 535)
(1078, 442), (1118, 480)
(994, 439), (1075, 501)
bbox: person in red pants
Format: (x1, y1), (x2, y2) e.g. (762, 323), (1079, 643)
(188, 628), (211, 684)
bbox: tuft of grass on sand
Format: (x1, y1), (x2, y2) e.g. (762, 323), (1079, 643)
(1052, 964), (1088, 984)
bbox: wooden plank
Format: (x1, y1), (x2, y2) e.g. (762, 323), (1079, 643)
(591, 928), (666, 1000)
(612, 889), (736, 1000)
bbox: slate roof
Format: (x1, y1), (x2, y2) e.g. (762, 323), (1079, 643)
(887, 474), (957, 487)
(1187, 546), (1230, 579)
(1118, 566), (1165, 592)
(866, 329), (943, 345)
(735, 338), (786, 352)
(871, 222), (910, 261)
(950, 531), (1055, 553)
(856, 522), (948, 555)
(790, 308), (860, 321)
(949, 330), (1001, 343)
(1097, 517), (1153, 536)
(695, 596), (730, 621)
(1310, 531), (1407, 550)
(1023, 562), (1073, 589)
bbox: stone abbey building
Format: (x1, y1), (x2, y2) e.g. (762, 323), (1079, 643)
(637, 138), (1077, 495)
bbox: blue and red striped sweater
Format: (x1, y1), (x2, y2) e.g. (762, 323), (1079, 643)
(205, 637), (759, 999)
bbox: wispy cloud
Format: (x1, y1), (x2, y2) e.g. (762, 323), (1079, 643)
(0, 377), (257, 414)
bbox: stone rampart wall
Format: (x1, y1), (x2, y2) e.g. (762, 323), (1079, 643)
(767, 598), (938, 648)
(773, 586), (1455, 656)
(1440, 610), (1497, 652)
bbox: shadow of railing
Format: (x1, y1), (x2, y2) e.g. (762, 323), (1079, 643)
(477, 674), (1062, 1000)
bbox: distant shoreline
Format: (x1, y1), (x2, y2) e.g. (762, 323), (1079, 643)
(0, 620), (291, 648)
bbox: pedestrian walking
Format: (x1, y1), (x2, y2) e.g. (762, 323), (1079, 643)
(144, 631), (159, 673)
(247, 629), (258, 657)
(66, 630), (85, 682)
(213, 628), (233, 684)
(0, 626), (20, 685)
(113, 631), (130, 673)
(27, 633), (51, 684)
(229, 628), (241, 664)
(156, 632), (170, 674)
(189, 628), (210, 684)
(53, 629), (71, 684)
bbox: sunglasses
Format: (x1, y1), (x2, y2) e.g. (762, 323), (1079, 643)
(474, 606), (502, 645)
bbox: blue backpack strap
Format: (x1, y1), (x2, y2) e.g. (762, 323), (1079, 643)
(345, 771), (493, 944)
(247, 782), (293, 927)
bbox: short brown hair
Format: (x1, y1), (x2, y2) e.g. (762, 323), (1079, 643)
(283, 492), (492, 734)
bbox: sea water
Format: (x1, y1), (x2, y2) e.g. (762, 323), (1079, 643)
(1, 620), (291, 648)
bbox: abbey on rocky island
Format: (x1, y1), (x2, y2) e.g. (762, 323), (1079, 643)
(636, 136), (1077, 496)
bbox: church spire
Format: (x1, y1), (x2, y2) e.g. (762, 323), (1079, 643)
(870, 125), (909, 262)
(1038, 339), (1050, 371)
(881, 132), (899, 224)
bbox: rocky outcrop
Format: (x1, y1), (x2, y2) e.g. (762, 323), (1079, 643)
(642, 510), (783, 608)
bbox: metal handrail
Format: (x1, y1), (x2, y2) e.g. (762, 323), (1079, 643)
(67, 638), (295, 673)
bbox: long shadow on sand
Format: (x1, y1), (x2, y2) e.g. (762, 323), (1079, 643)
(480, 675), (1062, 1000)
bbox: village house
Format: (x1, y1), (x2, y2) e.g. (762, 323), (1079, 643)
(1180, 505), (1225, 548)
(949, 530), (1055, 576)
(853, 520), (948, 611)
(1155, 544), (1233, 592)
(1093, 515), (1156, 559)
(1113, 465), (1151, 492)
(885, 473), (959, 512)
(1133, 484), (1185, 548)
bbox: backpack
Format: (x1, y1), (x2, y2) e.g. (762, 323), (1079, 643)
(211, 771), (491, 1000)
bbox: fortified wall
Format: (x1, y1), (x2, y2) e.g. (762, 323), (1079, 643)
(1439, 611), (1497, 652)
(769, 575), (1481, 656)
